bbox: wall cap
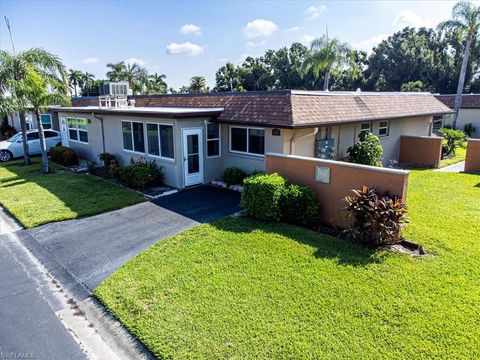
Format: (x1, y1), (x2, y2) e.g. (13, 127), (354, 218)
(266, 153), (409, 175)
(401, 135), (443, 140)
(467, 139), (480, 143)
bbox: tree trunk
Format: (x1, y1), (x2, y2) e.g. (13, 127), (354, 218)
(452, 36), (472, 129)
(35, 111), (49, 173)
(74, 80), (78, 97)
(323, 68), (330, 91)
(19, 112), (31, 166)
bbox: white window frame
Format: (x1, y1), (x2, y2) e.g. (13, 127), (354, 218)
(145, 121), (175, 162)
(206, 122), (221, 158)
(229, 125), (265, 157)
(378, 120), (389, 137)
(68, 117), (88, 144)
(122, 120), (145, 154)
(40, 114), (52, 129)
(360, 122), (371, 133)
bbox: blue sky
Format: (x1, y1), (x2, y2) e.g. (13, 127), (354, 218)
(0, 0), (472, 89)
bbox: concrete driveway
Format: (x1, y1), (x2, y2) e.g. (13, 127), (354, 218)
(26, 186), (240, 291)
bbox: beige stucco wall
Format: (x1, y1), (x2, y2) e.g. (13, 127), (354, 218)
(444, 109), (480, 138)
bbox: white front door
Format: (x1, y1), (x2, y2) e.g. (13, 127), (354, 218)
(182, 128), (204, 187)
(60, 117), (69, 147)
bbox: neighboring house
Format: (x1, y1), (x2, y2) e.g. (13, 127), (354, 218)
(50, 90), (451, 189)
(6, 110), (60, 132)
(435, 94), (480, 138)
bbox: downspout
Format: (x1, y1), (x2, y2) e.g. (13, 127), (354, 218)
(290, 127), (318, 155)
(92, 112), (106, 154)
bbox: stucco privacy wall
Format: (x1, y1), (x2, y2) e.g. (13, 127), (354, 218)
(464, 139), (480, 173)
(399, 135), (443, 168)
(266, 153), (409, 228)
(444, 109), (480, 138)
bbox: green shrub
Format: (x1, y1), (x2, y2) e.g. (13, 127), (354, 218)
(118, 160), (164, 190)
(281, 184), (319, 227)
(347, 132), (383, 167)
(50, 146), (79, 166)
(222, 167), (247, 186)
(99, 152), (119, 171)
(439, 127), (466, 158)
(344, 186), (408, 245)
(241, 173), (286, 221)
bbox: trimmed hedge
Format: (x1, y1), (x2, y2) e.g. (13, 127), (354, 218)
(241, 173), (286, 221)
(116, 160), (164, 190)
(281, 184), (319, 226)
(50, 146), (79, 166)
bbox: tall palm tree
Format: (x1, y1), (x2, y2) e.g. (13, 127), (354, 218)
(105, 61), (148, 94)
(81, 72), (95, 95)
(189, 76), (208, 93)
(23, 67), (69, 173)
(304, 33), (350, 91)
(106, 61), (126, 82)
(438, 1), (480, 129)
(68, 69), (83, 96)
(0, 48), (68, 165)
(147, 73), (168, 94)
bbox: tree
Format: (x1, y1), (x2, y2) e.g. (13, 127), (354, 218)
(400, 80), (425, 92)
(438, 1), (480, 129)
(106, 61), (148, 95)
(189, 76), (208, 93)
(147, 73), (168, 94)
(214, 62), (239, 91)
(0, 48), (68, 165)
(68, 69), (83, 96)
(23, 67), (70, 173)
(304, 33), (350, 90)
(81, 72), (95, 94)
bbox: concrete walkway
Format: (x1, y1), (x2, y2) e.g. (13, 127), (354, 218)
(436, 161), (465, 173)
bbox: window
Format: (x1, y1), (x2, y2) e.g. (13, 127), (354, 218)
(67, 117), (88, 143)
(40, 114), (52, 129)
(360, 122), (371, 134)
(432, 115), (444, 134)
(378, 121), (389, 137)
(44, 131), (58, 138)
(27, 132), (39, 141)
(122, 121), (145, 153)
(146, 122), (174, 159)
(206, 123), (220, 157)
(230, 126), (265, 156)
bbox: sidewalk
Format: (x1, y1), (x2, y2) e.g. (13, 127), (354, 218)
(436, 161), (465, 173)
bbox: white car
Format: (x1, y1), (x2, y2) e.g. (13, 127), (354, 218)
(0, 130), (62, 162)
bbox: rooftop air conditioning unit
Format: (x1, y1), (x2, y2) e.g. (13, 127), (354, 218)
(98, 82), (132, 96)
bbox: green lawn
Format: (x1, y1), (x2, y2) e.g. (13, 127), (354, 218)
(95, 170), (480, 359)
(0, 159), (144, 228)
(439, 146), (467, 168)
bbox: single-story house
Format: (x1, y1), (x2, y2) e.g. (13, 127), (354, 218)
(435, 94), (480, 137)
(6, 110), (59, 132)
(48, 90), (450, 189)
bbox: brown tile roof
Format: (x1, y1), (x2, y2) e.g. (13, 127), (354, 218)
(71, 90), (452, 128)
(435, 94), (480, 109)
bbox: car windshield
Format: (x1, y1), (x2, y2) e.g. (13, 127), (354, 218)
(6, 133), (22, 142)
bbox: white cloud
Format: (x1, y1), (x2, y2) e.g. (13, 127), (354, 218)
(301, 34), (316, 45)
(284, 26), (301, 33)
(124, 57), (146, 66)
(305, 5), (327, 21)
(355, 33), (389, 52)
(82, 57), (100, 64)
(166, 42), (204, 56)
(394, 10), (432, 29)
(245, 40), (266, 48)
(180, 24), (201, 35)
(243, 19), (278, 38)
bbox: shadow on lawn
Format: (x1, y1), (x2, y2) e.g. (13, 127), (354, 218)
(211, 217), (383, 267)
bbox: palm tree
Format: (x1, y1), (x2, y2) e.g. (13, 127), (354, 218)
(0, 48), (68, 165)
(23, 67), (69, 173)
(147, 73), (168, 94)
(189, 76), (208, 93)
(105, 61), (148, 94)
(304, 33), (350, 91)
(81, 72), (95, 95)
(68, 69), (83, 96)
(438, 1), (480, 129)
